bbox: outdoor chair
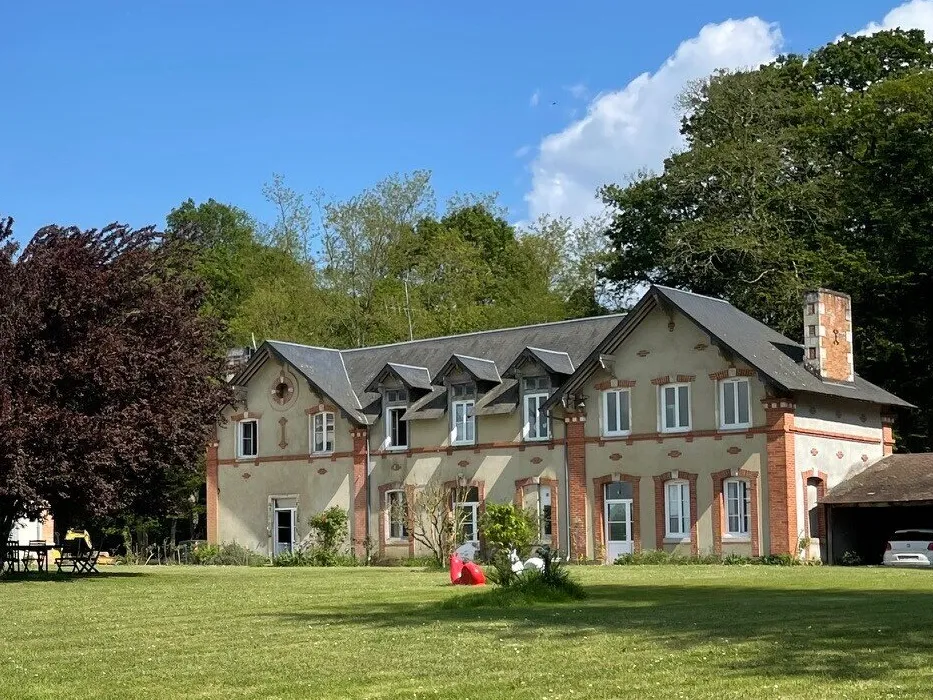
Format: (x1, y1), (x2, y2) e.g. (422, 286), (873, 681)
(3, 540), (17, 573)
(27, 539), (48, 572)
(76, 549), (101, 574)
(55, 538), (82, 573)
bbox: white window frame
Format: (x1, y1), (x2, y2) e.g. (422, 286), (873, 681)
(724, 478), (751, 538)
(602, 389), (632, 437)
(523, 392), (550, 441)
(659, 383), (691, 433)
(523, 483), (553, 542)
(385, 406), (408, 451)
(451, 399), (475, 446)
(237, 419), (258, 459)
(455, 489), (480, 545)
(385, 489), (408, 542)
(310, 412), (335, 455)
(719, 378), (752, 430)
(664, 480), (690, 540)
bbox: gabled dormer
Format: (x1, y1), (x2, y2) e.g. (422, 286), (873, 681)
(364, 363), (434, 451)
(503, 346), (573, 442)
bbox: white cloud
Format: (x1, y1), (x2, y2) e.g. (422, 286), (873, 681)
(565, 83), (589, 100)
(524, 18), (782, 222)
(529, 89), (540, 107)
(514, 145), (531, 159)
(854, 0), (933, 36)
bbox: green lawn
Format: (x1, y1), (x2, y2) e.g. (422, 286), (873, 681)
(2, 565), (932, 699)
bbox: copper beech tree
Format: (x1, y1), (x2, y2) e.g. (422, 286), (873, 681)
(0, 218), (230, 540)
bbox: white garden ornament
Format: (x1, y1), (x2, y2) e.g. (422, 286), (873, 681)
(508, 549), (544, 573)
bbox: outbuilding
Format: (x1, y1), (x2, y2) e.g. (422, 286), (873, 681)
(822, 454), (933, 564)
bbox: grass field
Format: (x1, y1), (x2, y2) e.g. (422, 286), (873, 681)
(2, 565), (932, 699)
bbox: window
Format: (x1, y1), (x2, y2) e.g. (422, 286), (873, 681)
(807, 324), (817, 337)
(237, 419), (258, 459)
(724, 479), (750, 537)
(454, 486), (480, 544)
(603, 389), (631, 436)
(311, 412), (335, 454)
(808, 347), (817, 360)
(720, 378), (751, 429)
(523, 377), (550, 440)
(806, 302), (816, 315)
(386, 407), (408, 450)
(665, 481), (690, 539)
(660, 383), (691, 432)
(523, 484), (553, 541)
(385, 388), (408, 404)
(452, 400), (475, 445)
(271, 497), (297, 555)
(385, 490), (408, 540)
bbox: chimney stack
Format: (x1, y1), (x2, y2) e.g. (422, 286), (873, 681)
(803, 289), (854, 383)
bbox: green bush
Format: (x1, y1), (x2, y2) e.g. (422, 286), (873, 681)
(613, 550), (804, 566)
(191, 542), (265, 566)
(271, 548), (358, 567)
(307, 506), (349, 557)
(841, 550), (863, 566)
(475, 546), (585, 606)
(478, 503), (538, 558)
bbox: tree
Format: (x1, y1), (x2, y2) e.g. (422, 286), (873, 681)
(0, 218), (230, 540)
(599, 29), (933, 451)
(409, 480), (473, 567)
(478, 503), (538, 557)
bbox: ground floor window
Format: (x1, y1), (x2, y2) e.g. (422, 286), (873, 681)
(522, 483), (553, 541)
(385, 489), (409, 540)
(724, 479), (750, 536)
(454, 486), (480, 544)
(665, 480), (690, 539)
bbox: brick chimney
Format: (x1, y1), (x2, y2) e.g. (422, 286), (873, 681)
(803, 289), (854, 383)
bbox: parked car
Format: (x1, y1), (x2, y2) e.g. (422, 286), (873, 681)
(883, 529), (933, 567)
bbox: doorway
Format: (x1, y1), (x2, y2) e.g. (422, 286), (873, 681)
(604, 482), (633, 562)
(271, 497), (297, 555)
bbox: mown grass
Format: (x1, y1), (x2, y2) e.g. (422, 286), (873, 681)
(2, 565), (932, 699)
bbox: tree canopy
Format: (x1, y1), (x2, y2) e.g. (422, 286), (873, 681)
(0, 219), (230, 537)
(600, 29), (933, 451)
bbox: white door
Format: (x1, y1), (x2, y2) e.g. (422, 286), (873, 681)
(273, 508), (295, 555)
(605, 499), (633, 562)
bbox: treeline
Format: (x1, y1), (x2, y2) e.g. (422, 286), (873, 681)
(168, 171), (609, 350)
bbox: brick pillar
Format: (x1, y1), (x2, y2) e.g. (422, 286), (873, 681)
(205, 441), (219, 544)
(763, 398), (797, 555)
(350, 428), (369, 558)
(881, 415), (895, 455)
(565, 412), (588, 560)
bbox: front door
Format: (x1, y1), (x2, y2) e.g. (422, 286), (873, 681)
(605, 498), (633, 562)
(273, 508), (295, 555)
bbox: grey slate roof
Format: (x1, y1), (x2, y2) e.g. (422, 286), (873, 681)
(239, 315), (624, 424)
(551, 286), (909, 410)
(651, 286), (911, 408)
(364, 362), (433, 393)
(822, 454), (933, 504)
(434, 354), (502, 385)
(502, 347), (574, 377)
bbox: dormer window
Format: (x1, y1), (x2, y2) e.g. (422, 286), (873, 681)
(385, 388), (409, 450)
(522, 376), (550, 441)
(451, 383), (476, 446)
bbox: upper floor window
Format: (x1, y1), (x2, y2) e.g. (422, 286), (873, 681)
(385, 388), (408, 404)
(720, 378), (751, 429)
(237, 419), (258, 459)
(386, 407), (408, 450)
(603, 389), (631, 436)
(724, 478), (750, 537)
(311, 412), (335, 454)
(665, 480), (690, 539)
(661, 383), (691, 432)
(523, 377), (550, 441)
(450, 383), (475, 400)
(385, 489), (408, 540)
(451, 400), (475, 445)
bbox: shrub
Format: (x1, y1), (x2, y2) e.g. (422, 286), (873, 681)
(478, 503), (538, 558)
(191, 542), (265, 566)
(472, 545), (586, 607)
(271, 548), (358, 567)
(841, 550), (863, 566)
(307, 506), (349, 557)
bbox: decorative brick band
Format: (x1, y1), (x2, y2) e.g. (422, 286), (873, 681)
(584, 428), (766, 445)
(592, 473), (641, 562)
(514, 477), (559, 549)
(790, 426), (881, 445)
(218, 451), (354, 466)
(676, 374), (696, 383)
(231, 411), (262, 421)
(306, 403), (339, 416)
(652, 471), (698, 556)
(650, 376), (670, 386)
(594, 378), (637, 391)
(708, 368), (756, 381)
(711, 468), (760, 557)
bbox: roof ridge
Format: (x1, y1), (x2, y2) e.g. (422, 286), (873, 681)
(526, 346), (571, 356)
(653, 285), (729, 304)
(339, 313), (626, 353)
(387, 362), (431, 372)
(454, 353), (497, 363)
(267, 339), (341, 352)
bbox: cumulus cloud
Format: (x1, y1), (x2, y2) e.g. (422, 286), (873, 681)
(524, 18), (782, 222)
(855, 0), (933, 36)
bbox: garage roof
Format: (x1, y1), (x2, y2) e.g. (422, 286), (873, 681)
(822, 454), (933, 505)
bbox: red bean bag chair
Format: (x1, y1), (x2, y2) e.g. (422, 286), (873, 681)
(449, 553), (464, 585)
(460, 561), (486, 585)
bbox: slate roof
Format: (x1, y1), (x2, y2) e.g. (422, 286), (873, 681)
(433, 354), (502, 385)
(237, 315), (624, 424)
(364, 362), (433, 393)
(503, 347), (575, 377)
(551, 285), (910, 410)
(822, 454), (933, 504)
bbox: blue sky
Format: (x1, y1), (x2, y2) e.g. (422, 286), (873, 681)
(2, 1), (930, 243)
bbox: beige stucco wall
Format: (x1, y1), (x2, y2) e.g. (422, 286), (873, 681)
(217, 356), (356, 552)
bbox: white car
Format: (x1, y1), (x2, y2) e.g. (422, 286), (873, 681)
(883, 529), (933, 567)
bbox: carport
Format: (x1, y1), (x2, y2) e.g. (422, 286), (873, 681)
(822, 454), (933, 565)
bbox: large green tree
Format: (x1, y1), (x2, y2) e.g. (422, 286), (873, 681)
(600, 30), (933, 451)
